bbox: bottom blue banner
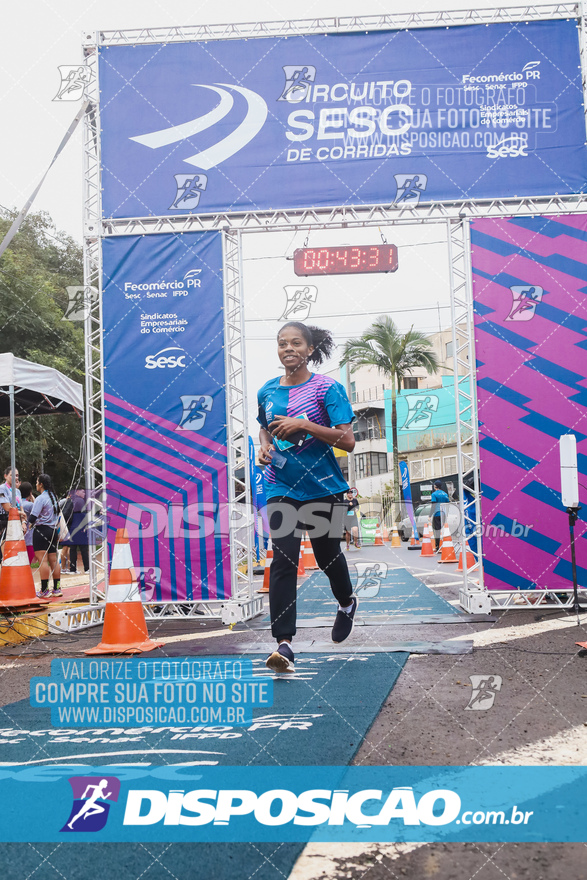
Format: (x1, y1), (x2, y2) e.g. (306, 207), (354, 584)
(0, 765), (584, 842)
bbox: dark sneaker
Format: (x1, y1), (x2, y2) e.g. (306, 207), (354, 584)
(52, 588), (63, 598)
(332, 596), (359, 643)
(265, 642), (295, 673)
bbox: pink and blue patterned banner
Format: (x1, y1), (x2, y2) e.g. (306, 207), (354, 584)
(471, 215), (587, 592)
(102, 232), (230, 601)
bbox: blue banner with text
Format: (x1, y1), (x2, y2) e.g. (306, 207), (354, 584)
(99, 19), (586, 216)
(0, 765), (585, 842)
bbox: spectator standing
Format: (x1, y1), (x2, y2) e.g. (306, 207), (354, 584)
(29, 473), (61, 598)
(20, 481), (35, 565)
(430, 479), (450, 552)
(344, 489), (361, 550)
(0, 466), (24, 564)
(63, 489), (90, 574)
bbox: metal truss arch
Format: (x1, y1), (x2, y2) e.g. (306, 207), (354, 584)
(93, 4), (578, 46)
(78, 3), (587, 626)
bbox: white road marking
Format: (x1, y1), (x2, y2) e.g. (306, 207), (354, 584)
(479, 724), (587, 765)
(290, 842), (424, 878)
(449, 615), (587, 647)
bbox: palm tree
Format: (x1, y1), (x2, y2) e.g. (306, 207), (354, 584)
(340, 316), (439, 507)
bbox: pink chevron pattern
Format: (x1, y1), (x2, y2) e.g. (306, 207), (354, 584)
(471, 215), (587, 593)
(105, 393), (230, 601)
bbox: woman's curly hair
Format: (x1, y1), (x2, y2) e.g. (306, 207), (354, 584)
(279, 322), (335, 365)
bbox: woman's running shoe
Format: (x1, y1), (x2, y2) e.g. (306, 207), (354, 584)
(332, 596), (359, 643)
(265, 642), (295, 673)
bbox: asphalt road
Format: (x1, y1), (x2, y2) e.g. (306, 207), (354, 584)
(0, 540), (586, 879)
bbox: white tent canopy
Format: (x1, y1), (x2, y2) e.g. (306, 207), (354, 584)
(0, 353), (83, 418)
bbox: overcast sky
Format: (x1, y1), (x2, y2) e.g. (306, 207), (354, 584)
(0, 0), (531, 432)
(0, 0), (526, 241)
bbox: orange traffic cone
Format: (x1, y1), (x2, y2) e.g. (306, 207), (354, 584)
(390, 522), (401, 548)
(420, 521), (435, 557)
(297, 545), (306, 577)
(258, 542), (273, 593)
(374, 523), (384, 546)
(0, 508), (47, 608)
(85, 529), (164, 655)
(381, 523), (389, 541)
(408, 532), (421, 551)
(302, 534), (318, 569)
(457, 539), (476, 571)
(438, 523), (458, 563)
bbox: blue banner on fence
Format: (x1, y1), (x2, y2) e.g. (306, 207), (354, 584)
(1, 765), (585, 842)
(99, 19), (586, 217)
(102, 232), (231, 602)
(399, 460), (418, 538)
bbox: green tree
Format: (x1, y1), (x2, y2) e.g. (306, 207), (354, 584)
(340, 316), (439, 506)
(0, 210), (84, 493)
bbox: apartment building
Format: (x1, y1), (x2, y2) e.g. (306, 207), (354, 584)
(326, 325), (470, 498)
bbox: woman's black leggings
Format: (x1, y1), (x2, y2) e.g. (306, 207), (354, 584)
(268, 493), (353, 642)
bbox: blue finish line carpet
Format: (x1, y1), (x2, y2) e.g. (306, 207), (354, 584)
(0, 651), (408, 879)
(265, 566), (459, 620)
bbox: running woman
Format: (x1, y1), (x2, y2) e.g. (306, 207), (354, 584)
(258, 322), (358, 673)
(29, 473), (62, 598)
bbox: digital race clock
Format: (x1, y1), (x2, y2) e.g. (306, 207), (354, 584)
(293, 245), (398, 276)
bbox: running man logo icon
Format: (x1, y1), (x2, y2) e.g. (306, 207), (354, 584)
(465, 675), (502, 710)
(63, 285), (98, 322)
(354, 562), (388, 598)
(170, 174), (208, 210)
(136, 566), (162, 601)
(53, 65), (92, 101)
(505, 286), (543, 322)
(278, 66), (317, 102)
(279, 285), (318, 321)
(393, 174), (428, 205)
(61, 776), (120, 832)
(402, 394), (439, 431)
(177, 395), (214, 431)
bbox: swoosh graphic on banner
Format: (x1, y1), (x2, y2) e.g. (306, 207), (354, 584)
(129, 85), (234, 148)
(129, 84), (267, 169)
(183, 84), (268, 169)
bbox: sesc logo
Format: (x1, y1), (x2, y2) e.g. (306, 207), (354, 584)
(486, 134), (528, 159)
(145, 347), (187, 370)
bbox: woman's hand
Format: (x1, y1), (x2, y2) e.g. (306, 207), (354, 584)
(258, 441), (274, 466)
(268, 415), (308, 440)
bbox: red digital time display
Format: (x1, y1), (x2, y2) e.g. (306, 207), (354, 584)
(293, 244), (398, 276)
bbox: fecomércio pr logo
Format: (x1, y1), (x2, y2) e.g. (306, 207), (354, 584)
(61, 776), (121, 833)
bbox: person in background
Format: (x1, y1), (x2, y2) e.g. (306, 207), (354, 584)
(65, 488), (90, 574)
(431, 479), (450, 552)
(29, 473), (61, 598)
(0, 466), (24, 564)
(344, 489), (361, 551)
(58, 494), (73, 572)
(19, 481), (35, 565)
